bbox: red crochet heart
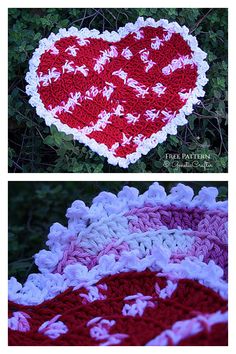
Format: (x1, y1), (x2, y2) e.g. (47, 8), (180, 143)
(26, 18), (208, 168)
(8, 271), (227, 346)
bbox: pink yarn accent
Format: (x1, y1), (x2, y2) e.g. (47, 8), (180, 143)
(122, 293), (155, 317)
(55, 239), (130, 273)
(197, 213), (228, 242)
(38, 314), (68, 339)
(186, 231), (228, 279)
(88, 318), (128, 346)
(125, 205), (227, 233)
(8, 311), (31, 332)
(54, 241), (92, 273)
(95, 239), (130, 265)
(79, 284), (108, 304)
(155, 280), (177, 299)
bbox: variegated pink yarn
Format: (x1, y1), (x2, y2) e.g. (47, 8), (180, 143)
(55, 239), (130, 273)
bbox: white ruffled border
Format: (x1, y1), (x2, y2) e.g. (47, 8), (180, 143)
(33, 182), (228, 277)
(9, 183), (228, 305)
(9, 246), (228, 306)
(66, 182), (228, 227)
(25, 17), (209, 168)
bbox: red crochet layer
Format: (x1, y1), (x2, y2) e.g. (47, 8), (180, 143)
(36, 25), (198, 158)
(9, 270), (227, 346)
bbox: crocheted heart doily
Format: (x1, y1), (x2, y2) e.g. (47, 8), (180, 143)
(26, 17), (209, 168)
(9, 183), (228, 346)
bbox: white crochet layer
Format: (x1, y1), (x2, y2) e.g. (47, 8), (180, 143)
(34, 224), (194, 274)
(25, 17), (209, 168)
(9, 246), (227, 306)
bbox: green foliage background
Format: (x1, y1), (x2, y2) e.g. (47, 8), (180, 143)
(8, 8), (228, 173)
(9, 181), (228, 283)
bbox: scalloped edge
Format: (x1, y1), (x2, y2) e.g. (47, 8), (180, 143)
(25, 17), (209, 168)
(9, 247), (227, 306)
(34, 183), (227, 277)
(8, 183), (228, 305)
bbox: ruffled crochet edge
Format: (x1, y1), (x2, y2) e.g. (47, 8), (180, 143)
(8, 183), (227, 305)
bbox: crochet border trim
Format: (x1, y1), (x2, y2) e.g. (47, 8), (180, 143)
(9, 246), (228, 306)
(8, 183), (227, 306)
(25, 17), (209, 168)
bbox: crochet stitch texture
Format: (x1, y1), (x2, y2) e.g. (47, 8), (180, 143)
(8, 183), (228, 346)
(26, 17), (209, 168)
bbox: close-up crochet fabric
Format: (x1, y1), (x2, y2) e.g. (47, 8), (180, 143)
(8, 182), (228, 346)
(26, 17), (209, 168)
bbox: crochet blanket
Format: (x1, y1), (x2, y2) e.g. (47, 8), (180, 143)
(26, 18), (209, 168)
(8, 183), (228, 346)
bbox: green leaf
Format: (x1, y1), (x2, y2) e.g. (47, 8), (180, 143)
(157, 145), (165, 157)
(43, 136), (54, 145)
(50, 125), (59, 135)
(188, 115), (197, 130)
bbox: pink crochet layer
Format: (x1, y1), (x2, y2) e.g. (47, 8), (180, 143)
(54, 239), (130, 273)
(125, 204), (227, 235)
